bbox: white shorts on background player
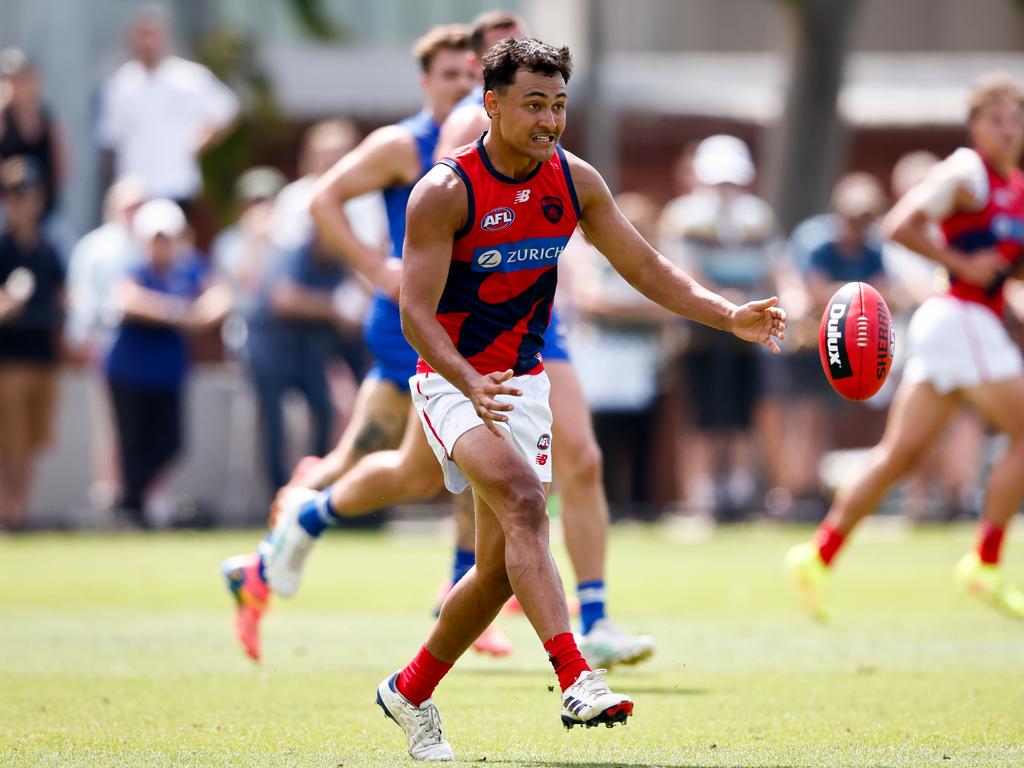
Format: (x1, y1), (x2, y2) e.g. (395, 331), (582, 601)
(410, 370), (553, 494)
(904, 295), (1024, 394)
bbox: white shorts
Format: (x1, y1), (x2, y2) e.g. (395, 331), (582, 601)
(410, 370), (553, 494)
(903, 296), (1024, 394)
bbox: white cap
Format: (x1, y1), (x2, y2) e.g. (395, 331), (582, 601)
(693, 134), (755, 187)
(133, 198), (187, 240)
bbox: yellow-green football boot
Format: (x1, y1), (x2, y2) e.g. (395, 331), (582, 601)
(954, 551), (1024, 620)
(784, 541), (833, 623)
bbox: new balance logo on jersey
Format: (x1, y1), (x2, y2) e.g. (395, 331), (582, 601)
(514, 189), (531, 204)
(481, 207), (514, 231)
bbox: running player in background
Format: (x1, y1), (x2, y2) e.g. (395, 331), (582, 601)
(220, 25), (475, 660)
(434, 8), (657, 669)
(376, 37), (786, 761)
(786, 72), (1024, 622)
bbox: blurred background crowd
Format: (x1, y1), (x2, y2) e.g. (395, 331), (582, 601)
(2, 0), (1023, 531)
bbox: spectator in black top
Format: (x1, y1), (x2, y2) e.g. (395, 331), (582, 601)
(0, 49), (68, 221)
(0, 155), (65, 531)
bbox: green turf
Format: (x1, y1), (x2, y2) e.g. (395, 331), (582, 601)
(1, 524), (1023, 767)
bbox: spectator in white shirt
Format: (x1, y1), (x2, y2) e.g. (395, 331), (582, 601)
(66, 176), (145, 359)
(97, 5), (239, 211)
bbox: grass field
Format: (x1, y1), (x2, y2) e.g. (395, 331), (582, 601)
(2, 523), (1023, 767)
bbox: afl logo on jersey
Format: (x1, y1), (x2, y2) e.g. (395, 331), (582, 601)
(476, 249), (503, 269)
(481, 207), (515, 231)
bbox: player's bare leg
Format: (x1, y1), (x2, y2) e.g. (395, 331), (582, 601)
(284, 377), (410, 498)
(548, 361), (606, 583)
(447, 490), (514, 656)
(382, 424), (632, 753)
(827, 381), (957, 534)
(953, 375), (1024, 617)
(786, 380), (956, 620)
(547, 360), (654, 666)
(223, 377), (409, 660)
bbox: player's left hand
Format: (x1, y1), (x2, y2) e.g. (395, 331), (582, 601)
(731, 296), (787, 354)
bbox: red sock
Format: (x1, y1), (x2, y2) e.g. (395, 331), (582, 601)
(977, 523), (1006, 565)
(395, 645), (453, 706)
(544, 632), (591, 692)
(814, 524), (846, 566)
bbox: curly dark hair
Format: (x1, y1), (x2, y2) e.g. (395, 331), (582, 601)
(482, 37), (573, 94)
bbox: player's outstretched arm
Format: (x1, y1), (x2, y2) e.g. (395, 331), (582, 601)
(400, 166), (523, 437)
(310, 125), (420, 298)
(566, 151), (787, 353)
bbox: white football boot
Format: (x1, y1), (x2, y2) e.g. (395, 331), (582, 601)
(376, 673), (454, 761)
(578, 619), (655, 668)
(260, 486), (320, 597)
(561, 668), (634, 729)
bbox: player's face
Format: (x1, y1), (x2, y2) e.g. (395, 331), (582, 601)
(490, 70), (567, 163)
(422, 49), (477, 115)
(969, 97), (1024, 168)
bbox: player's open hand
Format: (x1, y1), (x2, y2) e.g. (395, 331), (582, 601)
(467, 369), (523, 439)
(732, 296), (787, 354)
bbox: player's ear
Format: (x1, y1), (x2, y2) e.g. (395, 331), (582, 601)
(484, 90), (499, 119)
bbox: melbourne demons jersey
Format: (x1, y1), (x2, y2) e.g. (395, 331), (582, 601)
(420, 136), (581, 376)
(941, 148), (1024, 317)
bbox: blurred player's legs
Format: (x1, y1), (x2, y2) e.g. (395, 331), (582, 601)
(547, 360), (655, 666)
(221, 376), (409, 659)
(786, 380), (955, 620)
(952, 376), (1024, 617)
(787, 376), (1024, 620)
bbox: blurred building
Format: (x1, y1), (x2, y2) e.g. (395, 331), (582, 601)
(3, 0), (1024, 237)
(3, 0), (1024, 523)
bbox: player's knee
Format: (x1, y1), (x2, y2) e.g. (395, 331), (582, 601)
(404, 468), (445, 500)
(502, 483), (548, 533)
(878, 443), (923, 479)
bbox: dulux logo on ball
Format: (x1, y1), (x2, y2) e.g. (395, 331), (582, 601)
(476, 249), (503, 269)
(481, 207), (514, 231)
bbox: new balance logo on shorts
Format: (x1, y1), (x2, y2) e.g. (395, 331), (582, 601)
(536, 454), (548, 466)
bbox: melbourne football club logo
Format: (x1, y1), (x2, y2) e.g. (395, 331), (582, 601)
(537, 433), (551, 450)
(481, 207), (514, 231)
(541, 196), (563, 223)
(476, 249), (503, 269)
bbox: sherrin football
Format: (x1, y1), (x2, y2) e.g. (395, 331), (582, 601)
(818, 281), (895, 401)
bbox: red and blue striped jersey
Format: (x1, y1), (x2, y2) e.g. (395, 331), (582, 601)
(418, 136), (581, 376)
(941, 150), (1024, 317)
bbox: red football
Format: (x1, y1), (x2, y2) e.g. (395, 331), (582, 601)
(818, 281), (894, 401)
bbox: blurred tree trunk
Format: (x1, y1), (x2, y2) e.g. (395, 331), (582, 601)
(582, 0), (619, 193)
(765, 0), (860, 234)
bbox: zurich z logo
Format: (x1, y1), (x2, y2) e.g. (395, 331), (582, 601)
(481, 207), (514, 231)
(476, 249), (503, 269)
